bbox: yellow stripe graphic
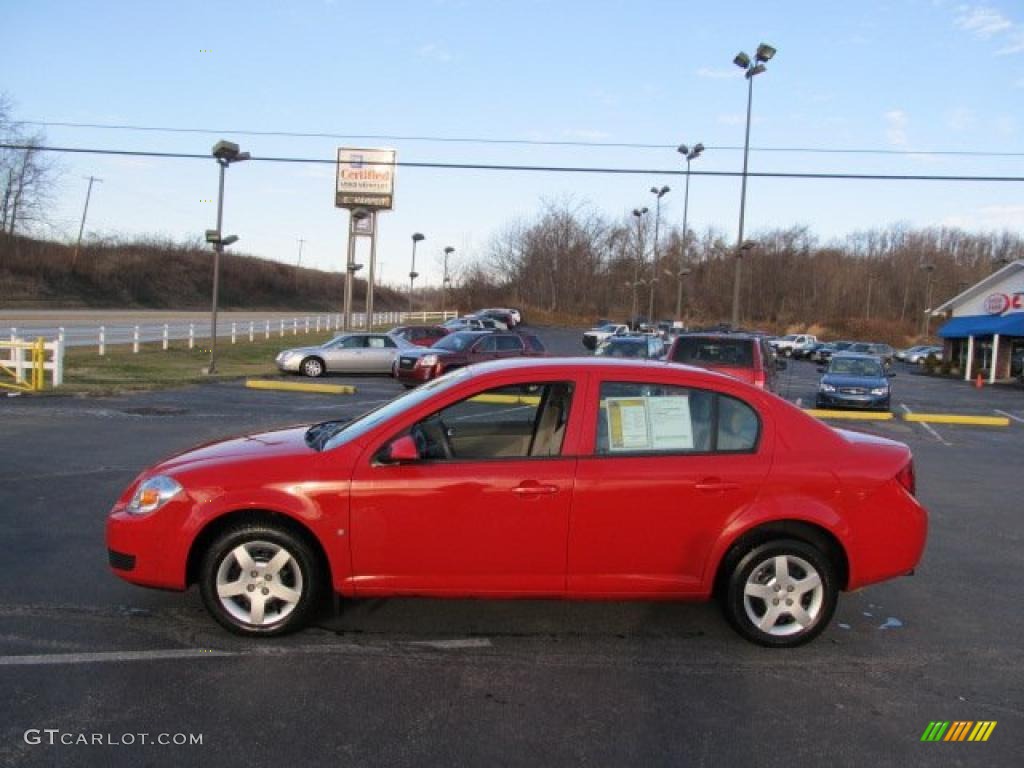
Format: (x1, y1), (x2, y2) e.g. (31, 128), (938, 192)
(979, 721), (996, 742)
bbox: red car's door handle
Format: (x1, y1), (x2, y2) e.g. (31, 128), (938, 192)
(512, 482), (559, 496)
(695, 478), (740, 492)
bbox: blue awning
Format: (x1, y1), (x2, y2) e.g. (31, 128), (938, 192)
(937, 313), (1024, 338)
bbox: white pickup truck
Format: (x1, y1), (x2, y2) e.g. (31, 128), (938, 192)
(770, 333), (818, 358)
(582, 323), (630, 350)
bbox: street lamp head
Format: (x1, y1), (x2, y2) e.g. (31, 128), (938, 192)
(692, 143), (704, 157)
(409, 271), (419, 279)
(212, 140), (249, 163)
(755, 43), (777, 62)
(220, 235), (239, 247)
(740, 239), (758, 251)
(733, 51), (751, 69)
(632, 207), (649, 217)
(411, 233), (425, 243)
(677, 144), (689, 156)
(651, 185), (670, 198)
(747, 63), (767, 78)
(349, 263), (363, 272)
(444, 246), (455, 255)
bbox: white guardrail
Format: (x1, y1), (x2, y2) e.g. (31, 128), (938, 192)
(6, 311), (458, 354)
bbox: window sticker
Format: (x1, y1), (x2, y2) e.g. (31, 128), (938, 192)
(604, 395), (694, 452)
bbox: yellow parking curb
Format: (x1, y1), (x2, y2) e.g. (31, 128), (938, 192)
(902, 413), (1009, 426)
(246, 379), (356, 395)
(804, 409), (895, 420)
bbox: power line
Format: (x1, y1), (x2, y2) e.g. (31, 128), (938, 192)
(3, 143), (1024, 183)
(20, 120), (1024, 159)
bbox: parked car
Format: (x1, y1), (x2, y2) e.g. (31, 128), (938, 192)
(442, 316), (487, 331)
(387, 325), (449, 348)
(582, 323), (630, 350)
(847, 342), (895, 369)
(770, 334), (818, 358)
(668, 333), (785, 392)
(394, 330), (546, 386)
(814, 341), (854, 364)
(478, 309), (517, 328)
(107, 357), (927, 647)
(906, 346), (943, 365)
(594, 335), (665, 359)
(275, 333), (412, 377)
(816, 353), (895, 410)
(463, 314), (507, 330)
(895, 345), (930, 362)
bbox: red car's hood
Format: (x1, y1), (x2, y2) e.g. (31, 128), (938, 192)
(156, 426), (315, 473)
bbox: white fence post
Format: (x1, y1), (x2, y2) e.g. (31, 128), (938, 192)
(315, 315), (321, 332)
(53, 337), (64, 387)
(132, 325), (140, 354)
(305, 316), (310, 334)
(231, 322), (237, 345)
(293, 318), (298, 336)
(189, 323), (195, 350)
(265, 320), (270, 340)
(99, 326), (106, 356)
(279, 319), (285, 337)
(249, 321), (254, 343)
(163, 324), (169, 350)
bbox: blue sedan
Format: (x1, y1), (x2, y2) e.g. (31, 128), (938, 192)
(816, 353), (894, 410)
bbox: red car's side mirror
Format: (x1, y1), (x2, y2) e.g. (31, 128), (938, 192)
(384, 435), (420, 463)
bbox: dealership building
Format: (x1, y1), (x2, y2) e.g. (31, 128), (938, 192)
(933, 260), (1024, 383)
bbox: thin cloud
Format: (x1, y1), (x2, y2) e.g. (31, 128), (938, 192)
(955, 6), (1012, 37)
(417, 43), (454, 62)
(696, 66), (740, 80)
(884, 109), (909, 147)
(953, 4), (1024, 55)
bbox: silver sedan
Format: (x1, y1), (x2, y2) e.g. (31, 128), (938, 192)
(275, 333), (413, 377)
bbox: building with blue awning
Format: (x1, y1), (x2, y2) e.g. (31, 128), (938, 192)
(932, 261), (1024, 383)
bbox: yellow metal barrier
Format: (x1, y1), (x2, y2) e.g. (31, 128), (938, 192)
(803, 409), (895, 421)
(902, 413), (1009, 427)
(0, 338), (45, 393)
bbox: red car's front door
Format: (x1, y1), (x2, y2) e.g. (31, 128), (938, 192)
(347, 380), (579, 596)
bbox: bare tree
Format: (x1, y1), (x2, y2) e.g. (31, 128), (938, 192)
(0, 94), (61, 236)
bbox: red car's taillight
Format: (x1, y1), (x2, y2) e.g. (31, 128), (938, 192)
(896, 460), (916, 496)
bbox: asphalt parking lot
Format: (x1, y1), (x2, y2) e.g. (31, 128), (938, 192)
(1, 327), (1022, 767)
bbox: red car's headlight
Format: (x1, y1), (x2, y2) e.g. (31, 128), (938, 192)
(127, 475), (184, 516)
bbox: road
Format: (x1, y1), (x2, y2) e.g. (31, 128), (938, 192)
(1, 328), (1021, 767)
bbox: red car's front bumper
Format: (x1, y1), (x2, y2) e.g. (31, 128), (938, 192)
(106, 501), (190, 591)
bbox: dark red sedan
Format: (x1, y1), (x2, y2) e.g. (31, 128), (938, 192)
(107, 358), (927, 647)
(387, 324), (449, 348)
(394, 330), (546, 386)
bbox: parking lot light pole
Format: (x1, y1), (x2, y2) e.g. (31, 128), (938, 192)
(731, 43), (775, 327)
(631, 207), (649, 326)
(921, 263), (936, 337)
(442, 246), (454, 315)
(408, 233), (425, 314)
(649, 186), (670, 322)
(675, 143), (704, 319)
(206, 140), (250, 374)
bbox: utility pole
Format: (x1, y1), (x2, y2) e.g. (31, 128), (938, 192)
(72, 176), (103, 269)
(295, 238), (306, 291)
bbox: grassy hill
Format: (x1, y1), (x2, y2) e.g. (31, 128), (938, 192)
(0, 232), (406, 310)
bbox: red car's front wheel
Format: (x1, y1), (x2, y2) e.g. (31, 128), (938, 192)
(199, 524), (323, 637)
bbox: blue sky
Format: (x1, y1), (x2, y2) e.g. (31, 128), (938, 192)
(4, 0), (1024, 288)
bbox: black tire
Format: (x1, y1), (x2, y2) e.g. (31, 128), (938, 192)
(199, 524), (323, 637)
(300, 356), (325, 378)
(721, 538), (837, 648)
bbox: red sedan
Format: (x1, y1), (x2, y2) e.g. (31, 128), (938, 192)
(394, 330), (546, 386)
(106, 358), (927, 647)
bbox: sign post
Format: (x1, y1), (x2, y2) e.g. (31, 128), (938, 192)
(335, 148), (396, 330)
